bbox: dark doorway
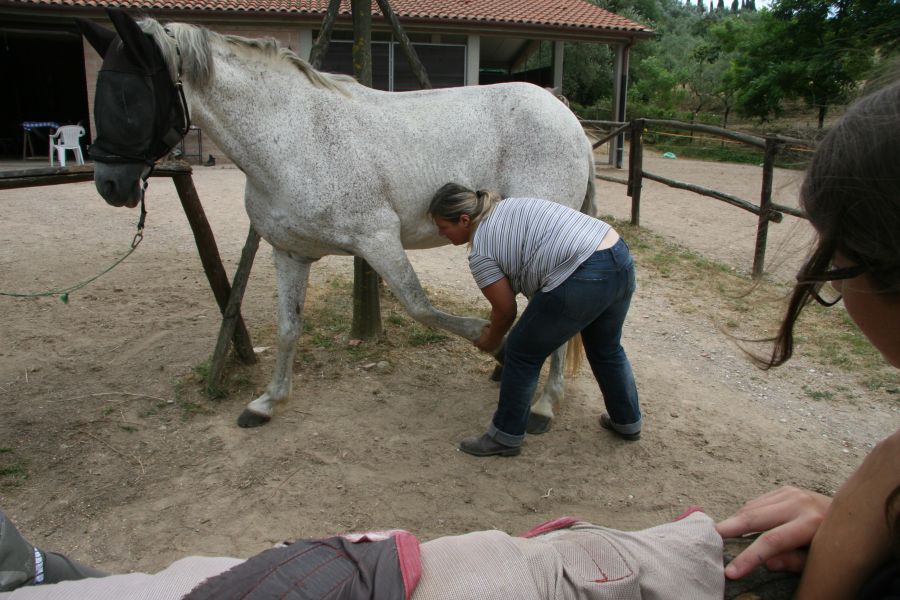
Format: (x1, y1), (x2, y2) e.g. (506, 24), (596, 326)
(0, 24), (91, 159)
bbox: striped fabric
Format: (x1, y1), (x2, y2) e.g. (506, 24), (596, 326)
(469, 198), (611, 298)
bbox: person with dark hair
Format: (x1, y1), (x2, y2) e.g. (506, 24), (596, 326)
(716, 78), (900, 598)
(428, 184), (642, 457)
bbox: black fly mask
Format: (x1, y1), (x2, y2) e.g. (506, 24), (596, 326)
(78, 8), (190, 168)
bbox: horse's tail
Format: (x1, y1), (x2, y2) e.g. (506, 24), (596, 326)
(580, 144), (597, 217)
(566, 333), (585, 376)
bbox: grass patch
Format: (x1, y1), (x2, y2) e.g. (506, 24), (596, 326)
(408, 325), (449, 347)
(0, 448), (28, 485)
(188, 359), (229, 400)
(0, 464), (27, 478)
(174, 378), (208, 418)
(802, 386), (835, 401)
(645, 134), (809, 170)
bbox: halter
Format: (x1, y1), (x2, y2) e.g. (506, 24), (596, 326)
(137, 27), (191, 214)
(89, 26), (191, 238)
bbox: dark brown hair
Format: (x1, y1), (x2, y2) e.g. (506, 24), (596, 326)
(767, 79), (900, 367)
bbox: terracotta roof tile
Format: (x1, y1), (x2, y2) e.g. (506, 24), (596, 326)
(6, 0), (651, 33)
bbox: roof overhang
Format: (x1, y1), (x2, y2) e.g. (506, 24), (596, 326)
(0, 1), (654, 46)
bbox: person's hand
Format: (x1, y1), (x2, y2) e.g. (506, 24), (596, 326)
(474, 324), (501, 353)
(716, 486), (831, 580)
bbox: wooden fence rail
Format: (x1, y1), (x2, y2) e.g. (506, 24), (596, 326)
(604, 118), (815, 278)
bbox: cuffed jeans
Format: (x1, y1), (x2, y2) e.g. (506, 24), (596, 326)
(488, 238), (642, 447)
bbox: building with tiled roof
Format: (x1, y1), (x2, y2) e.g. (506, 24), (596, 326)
(0, 0), (653, 162)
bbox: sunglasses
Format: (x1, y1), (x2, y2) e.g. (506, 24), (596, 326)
(799, 264), (867, 307)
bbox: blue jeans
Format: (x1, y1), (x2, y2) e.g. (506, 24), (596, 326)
(487, 238), (642, 447)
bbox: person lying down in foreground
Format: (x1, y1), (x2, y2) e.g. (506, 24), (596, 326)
(1, 508), (724, 599)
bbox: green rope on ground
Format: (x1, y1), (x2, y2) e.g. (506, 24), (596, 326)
(0, 237), (141, 303)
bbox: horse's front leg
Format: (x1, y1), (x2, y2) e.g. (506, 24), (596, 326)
(525, 343), (567, 434)
(354, 232), (487, 340)
(237, 249), (313, 427)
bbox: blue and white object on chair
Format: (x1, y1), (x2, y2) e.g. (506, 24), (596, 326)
(49, 125), (86, 167)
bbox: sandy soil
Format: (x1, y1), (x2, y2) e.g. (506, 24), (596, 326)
(1, 154), (897, 577)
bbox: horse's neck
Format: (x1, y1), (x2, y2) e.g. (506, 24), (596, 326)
(184, 43), (323, 181)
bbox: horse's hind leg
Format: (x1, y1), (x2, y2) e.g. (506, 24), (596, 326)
(526, 343), (567, 434)
(238, 249), (313, 427)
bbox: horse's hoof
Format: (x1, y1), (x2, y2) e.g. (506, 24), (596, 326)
(490, 365), (503, 382)
(526, 413), (552, 435)
(237, 409), (271, 428)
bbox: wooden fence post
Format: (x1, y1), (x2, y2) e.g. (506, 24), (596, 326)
(629, 119), (644, 226)
(753, 138), (779, 279)
(207, 226), (260, 393)
(308, 0), (342, 69)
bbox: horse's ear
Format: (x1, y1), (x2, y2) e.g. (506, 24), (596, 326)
(76, 18), (116, 57)
(106, 7), (161, 71)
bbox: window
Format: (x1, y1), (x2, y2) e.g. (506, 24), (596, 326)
(318, 39), (466, 91)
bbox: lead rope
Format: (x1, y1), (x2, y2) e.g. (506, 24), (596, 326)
(0, 179), (149, 303)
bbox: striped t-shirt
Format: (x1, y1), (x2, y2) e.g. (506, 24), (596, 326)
(469, 197), (612, 297)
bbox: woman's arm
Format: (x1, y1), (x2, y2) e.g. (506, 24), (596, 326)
(794, 428), (899, 599)
(717, 428), (900, 598)
(474, 277), (517, 353)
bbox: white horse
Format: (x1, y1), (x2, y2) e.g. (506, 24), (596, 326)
(77, 9), (596, 429)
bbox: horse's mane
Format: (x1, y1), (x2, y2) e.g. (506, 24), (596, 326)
(139, 18), (355, 94)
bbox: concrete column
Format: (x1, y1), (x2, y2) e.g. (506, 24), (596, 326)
(298, 28), (313, 61)
(552, 40), (564, 92)
(466, 34), (480, 85)
(610, 43), (630, 168)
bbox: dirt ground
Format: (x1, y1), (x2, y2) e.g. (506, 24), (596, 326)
(1, 153), (897, 578)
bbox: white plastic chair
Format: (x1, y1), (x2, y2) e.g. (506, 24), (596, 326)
(49, 125), (86, 167)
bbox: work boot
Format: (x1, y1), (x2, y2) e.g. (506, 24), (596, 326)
(458, 433), (521, 457)
(600, 413), (641, 441)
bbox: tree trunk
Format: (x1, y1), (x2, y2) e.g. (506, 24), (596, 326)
(349, 0), (383, 340)
(308, 0), (342, 69)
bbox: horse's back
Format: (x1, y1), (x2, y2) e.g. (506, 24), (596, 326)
(351, 82), (592, 247)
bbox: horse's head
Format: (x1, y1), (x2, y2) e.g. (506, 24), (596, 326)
(76, 9), (190, 208)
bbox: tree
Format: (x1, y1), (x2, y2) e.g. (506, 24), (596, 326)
(709, 0), (891, 127)
(563, 43), (613, 107)
(687, 40), (736, 126)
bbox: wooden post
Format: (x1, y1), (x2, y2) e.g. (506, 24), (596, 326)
(374, 0), (432, 89)
(171, 173), (257, 363)
(753, 138), (779, 279)
(629, 119), (644, 226)
(626, 124), (635, 198)
(308, 0), (342, 70)
(350, 0), (383, 340)
(207, 226), (260, 392)
(351, 0), (373, 86)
